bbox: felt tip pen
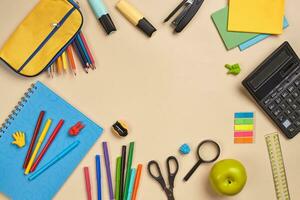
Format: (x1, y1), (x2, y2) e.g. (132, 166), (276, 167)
(88, 0), (116, 34)
(116, 0), (156, 37)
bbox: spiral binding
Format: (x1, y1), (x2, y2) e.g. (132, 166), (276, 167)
(0, 83), (37, 138)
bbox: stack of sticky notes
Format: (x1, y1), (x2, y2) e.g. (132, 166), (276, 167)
(211, 0), (287, 51)
(234, 112), (254, 144)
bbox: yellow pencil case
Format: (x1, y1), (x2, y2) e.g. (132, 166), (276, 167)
(0, 0), (83, 77)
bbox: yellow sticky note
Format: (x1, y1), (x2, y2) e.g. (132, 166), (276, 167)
(228, 0), (285, 34)
(234, 124), (254, 131)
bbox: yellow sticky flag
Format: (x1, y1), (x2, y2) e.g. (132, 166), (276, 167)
(234, 124), (254, 131)
(228, 0), (285, 34)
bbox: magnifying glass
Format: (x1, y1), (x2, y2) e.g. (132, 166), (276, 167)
(183, 140), (221, 181)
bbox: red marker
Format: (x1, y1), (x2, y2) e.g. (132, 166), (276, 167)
(84, 167), (92, 200)
(30, 119), (64, 172)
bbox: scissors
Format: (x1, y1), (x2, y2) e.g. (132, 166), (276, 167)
(147, 156), (179, 200)
(183, 140), (220, 181)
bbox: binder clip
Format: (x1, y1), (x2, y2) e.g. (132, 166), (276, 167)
(164, 0), (204, 33)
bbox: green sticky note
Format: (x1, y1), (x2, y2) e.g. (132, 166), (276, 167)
(234, 118), (254, 125)
(211, 6), (259, 50)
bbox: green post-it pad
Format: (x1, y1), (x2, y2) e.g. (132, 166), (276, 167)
(211, 6), (259, 50)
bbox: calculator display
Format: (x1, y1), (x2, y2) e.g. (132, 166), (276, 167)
(250, 49), (291, 89)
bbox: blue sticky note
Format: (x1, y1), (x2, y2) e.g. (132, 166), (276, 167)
(0, 81), (103, 200)
(234, 112), (254, 118)
(239, 17), (289, 51)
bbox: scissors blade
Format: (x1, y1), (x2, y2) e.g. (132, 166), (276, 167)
(164, 188), (175, 200)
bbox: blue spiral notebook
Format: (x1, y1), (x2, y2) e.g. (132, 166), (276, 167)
(0, 81), (103, 200)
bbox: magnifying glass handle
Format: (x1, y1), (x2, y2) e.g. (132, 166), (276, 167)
(183, 160), (202, 181)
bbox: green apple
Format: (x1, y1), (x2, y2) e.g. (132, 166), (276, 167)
(209, 159), (247, 196)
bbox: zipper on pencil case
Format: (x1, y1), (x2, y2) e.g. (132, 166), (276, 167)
(17, 7), (76, 72)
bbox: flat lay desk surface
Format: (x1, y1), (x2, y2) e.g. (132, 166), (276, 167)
(0, 0), (300, 199)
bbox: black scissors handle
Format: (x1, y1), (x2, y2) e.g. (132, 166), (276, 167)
(166, 156), (179, 190)
(148, 160), (167, 190)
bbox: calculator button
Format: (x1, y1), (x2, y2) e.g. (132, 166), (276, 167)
(288, 126), (296, 133)
(292, 90), (300, 98)
(281, 91), (289, 98)
(285, 108), (292, 115)
(295, 79), (300, 86)
(271, 92), (277, 98)
(286, 96), (294, 104)
(291, 103), (298, 110)
(282, 119), (292, 128)
(288, 85), (295, 92)
(277, 86), (284, 92)
(278, 114), (286, 122)
(290, 113), (298, 120)
(295, 120), (300, 127)
(275, 97), (282, 104)
(273, 108), (281, 116)
(268, 103), (276, 110)
(280, 102), (288, 110)
(264, 98), (272, 105)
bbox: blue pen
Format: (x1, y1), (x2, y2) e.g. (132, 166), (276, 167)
(96, 155), (102, 200)
(28, 141), (80, 181)
(126, 168), (136, 200)
(88, 0), (116, 34)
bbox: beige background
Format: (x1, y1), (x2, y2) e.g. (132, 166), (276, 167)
(0, 0), (299, 199)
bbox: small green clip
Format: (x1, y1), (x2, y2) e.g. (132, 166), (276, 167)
(225, 64), (241, 75)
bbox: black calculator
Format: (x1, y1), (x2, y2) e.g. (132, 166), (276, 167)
(243, 41), (300, 139)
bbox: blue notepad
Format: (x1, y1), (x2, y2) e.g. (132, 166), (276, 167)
(0, 81), (103, 200)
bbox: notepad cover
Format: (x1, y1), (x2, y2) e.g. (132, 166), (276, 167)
(0, 81), (103, 200)
(228, 0), (285, 34)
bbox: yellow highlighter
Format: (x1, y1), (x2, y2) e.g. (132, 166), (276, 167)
(116, 0), (156, 37)
(61, 51), (68, 71)
(25, 119), (52, 175)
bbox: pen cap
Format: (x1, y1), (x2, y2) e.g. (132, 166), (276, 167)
(99, 14), (117, 34)
(137, 18), (156, 37)
(88, 0), (116, 34)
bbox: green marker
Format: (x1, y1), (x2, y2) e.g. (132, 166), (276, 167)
(225, 63), (241, 75)
(115, 157), (122, 200)
(124, 142), (135, 199)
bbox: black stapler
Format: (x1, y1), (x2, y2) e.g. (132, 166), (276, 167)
(164, 0), (204, 33)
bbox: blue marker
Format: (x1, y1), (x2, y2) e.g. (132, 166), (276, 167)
(126, 168), (136, 200)
(28, 141), (80, 181)
(88, 0), (116, 34)
(96, 155), (102, 200)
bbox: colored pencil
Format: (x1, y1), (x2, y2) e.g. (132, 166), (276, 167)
(73, 42), (89, 73)
(96, 155), (102, 200)
(25, 119), (52, 174)
(131, 164), (142, 200)
(115, 157), (121, 200)
(47, 66), (52, 78)
(84, 167), (92, 200)
(66, 45), (77, 75)
(61, 51), (68, 71)
(28, 141), (80, 181)
(102, 142), (114, 200)
(76, 34), (93, 68)
(80, 31), (95, 69)
(30, 119), (64, 172)
(56, 56), (63, 74)
(124, 142), (134, 199)
(74, 36), (89, 67)
(120, 145), (127, 200)
(126, 168), (136, 200)
(23, 111), (45, 169)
